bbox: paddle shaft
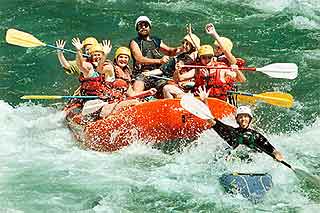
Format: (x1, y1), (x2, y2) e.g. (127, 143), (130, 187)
(148, 75), (173, 81)
(228, 91), (254, 97)
(46, 44), (90, 57)
(181, 64), (256, 71)
(265, 151), (293, 170)
(280, 161), (292, 169)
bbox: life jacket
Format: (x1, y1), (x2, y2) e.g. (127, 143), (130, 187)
(193, 61), (236, 101)
(79, 74), (107, 96)
(130, 36), (162, 75)
(173, 53), (197, 90)
(101, 79), (129, 103)
(217, 55), (246, 67)
(113, 62), (133, 84)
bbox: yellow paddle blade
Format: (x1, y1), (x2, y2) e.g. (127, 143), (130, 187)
(236, 92), (294, 108)
(6, 29), (46, 47)
(21, 95), (62, 100)
(235, 94), (257, 105)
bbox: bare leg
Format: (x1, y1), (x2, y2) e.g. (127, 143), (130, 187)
(163, 84), (185, 99)
(133, 80), (145, 93)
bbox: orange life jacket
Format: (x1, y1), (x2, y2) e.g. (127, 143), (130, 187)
(79, 74), (107, 96)
(193, 62), (236, 101)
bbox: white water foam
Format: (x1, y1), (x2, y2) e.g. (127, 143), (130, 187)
(0, 100), (319, 211)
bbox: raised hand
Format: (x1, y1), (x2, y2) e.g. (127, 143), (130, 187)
(102, 40), (112, 55)
(72, 38), (83, 51)
(55, 40), (66, 52)
(205, 23), (217, 36)
(197, 86), (211, 102)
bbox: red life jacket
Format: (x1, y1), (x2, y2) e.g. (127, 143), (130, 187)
(79, 74), (107, 96)
(193, 62), (236, 101)
(97, 79), (129, 103)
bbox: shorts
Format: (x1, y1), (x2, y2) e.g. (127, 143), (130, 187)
(134, 73), (167, 91)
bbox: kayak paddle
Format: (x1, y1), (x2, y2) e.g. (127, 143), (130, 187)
(180, 94), (320, 189)
(182, 63), (298, 80)
(229, 91), (294, 108)
(5, 28), (89, 57)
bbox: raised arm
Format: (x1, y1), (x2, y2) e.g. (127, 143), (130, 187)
(205, 23), (237, 65)
(56, 40), (71, 68)
(72, 37), (92, 77)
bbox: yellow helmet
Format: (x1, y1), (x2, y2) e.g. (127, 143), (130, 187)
(114, 47), (131, 59)
(214, 37), (233, 52)
(183, 33), (200, 49)
(198, 45), (214, 57)
(82, 37), (98, 47)
(89, 43), (104, 54)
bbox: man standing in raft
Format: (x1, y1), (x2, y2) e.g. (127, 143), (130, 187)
(129, 16), (183, 94)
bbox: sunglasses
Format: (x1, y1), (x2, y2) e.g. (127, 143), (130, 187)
(138, 22), (150, 29)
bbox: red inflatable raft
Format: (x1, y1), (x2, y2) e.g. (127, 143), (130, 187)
(65, 98), (236, 152)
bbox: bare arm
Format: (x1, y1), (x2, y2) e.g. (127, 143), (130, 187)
(56, 40), (71, 68)
(72, 38), (91, 77)
(225, 65), (246, 83)
(142, 69), (163, 76)
(160, 41), (183, 56)
(97, 40), (112, 74)
(205, 23), (237, 65)
(178, 69), (195, 81)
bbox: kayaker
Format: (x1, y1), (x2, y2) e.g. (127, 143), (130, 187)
(198, 87), (284, 161)
(129, 16), (183, 93)
(56, 37), (99, 77)
(162, 33), (200, 99)
(205, 23), (247, 69)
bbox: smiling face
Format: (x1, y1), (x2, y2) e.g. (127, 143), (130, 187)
(236, 114), (252, 129)
(91, 51), (103, 62)
(137, 21), (150, 37)
(199, 55), (213, 65)
(116, 54), (130, 68)
(182, 39), (193, 52)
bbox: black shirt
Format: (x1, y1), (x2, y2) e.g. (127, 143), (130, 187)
(211, 119), (276, 156)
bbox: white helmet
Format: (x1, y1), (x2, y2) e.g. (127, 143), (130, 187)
(135, 16), (152, 30)
(236, 106), (253, 118)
